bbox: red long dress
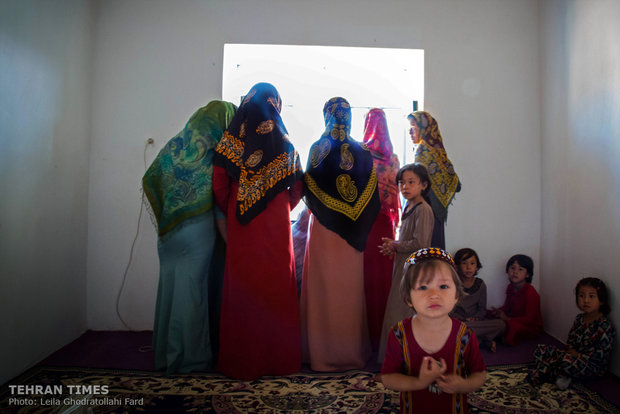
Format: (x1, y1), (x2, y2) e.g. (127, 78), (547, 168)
(214, 165), (302, 380)
(363, 209), (396, 352)
(361, 109), (400, 353)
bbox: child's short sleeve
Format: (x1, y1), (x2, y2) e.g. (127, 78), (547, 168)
(381, 326), (405, 375)
(465, 329), (487, 374)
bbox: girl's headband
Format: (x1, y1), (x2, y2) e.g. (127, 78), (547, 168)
(406, 247), (456, 270)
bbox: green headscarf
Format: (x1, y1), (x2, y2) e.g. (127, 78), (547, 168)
(142, 101), (236, 236)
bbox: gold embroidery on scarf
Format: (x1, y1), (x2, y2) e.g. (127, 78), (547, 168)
(215, 131), (244, 167)
(240, 122), (246, 138)
(237, 151), (300, 216)
(310, 138), (331, 168)
(336, 174), (357, 202)
(416, 146), (459, 208)
(245, 150), (263, 167)
(304, 167), (377, 221)
(330, 127), (346, 141)
(256, 120), (274, 135)
(339, 144), (354, 171)
(267, 97), (281, 112)
(242, 90), (256, 107)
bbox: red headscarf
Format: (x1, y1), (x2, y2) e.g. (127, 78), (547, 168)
(362, 108), (400, 227)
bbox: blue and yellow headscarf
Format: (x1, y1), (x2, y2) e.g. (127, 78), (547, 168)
(304, 97), (380, 251)
(142, 100), (236, 236)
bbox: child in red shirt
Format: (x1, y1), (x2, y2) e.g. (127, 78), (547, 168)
(489, 254), (543, 345)
(381, 248), (486, 413)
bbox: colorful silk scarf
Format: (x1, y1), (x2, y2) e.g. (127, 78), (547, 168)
(214, 83), (303, 225)
(362, 108), (400, 227)
(409, 111), (460, 223)
(142, 100), (236, 236)
(304, 97), (380, 251)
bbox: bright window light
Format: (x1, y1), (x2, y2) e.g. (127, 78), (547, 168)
(222, 44), (424, 167)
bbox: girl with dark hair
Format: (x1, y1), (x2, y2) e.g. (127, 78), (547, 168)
(529, 277), (615, 390)
(450, 248), (506, 352)
(489, 254), (543, 345)
(378, 163), (435, 361)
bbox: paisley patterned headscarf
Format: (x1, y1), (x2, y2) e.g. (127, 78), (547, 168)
(304, 97), (380, 251)
(214, 83), (303, 225)
(362, 108), (400, 227)
(408, 111), (460, 223)
(142, 100), (236, 236)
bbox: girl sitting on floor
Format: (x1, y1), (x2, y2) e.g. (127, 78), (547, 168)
(529, 277), (615, 390)
(488, 254), (543, 346)
(450, 248), (505, 352)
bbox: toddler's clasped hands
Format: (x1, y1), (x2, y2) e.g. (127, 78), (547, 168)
(420, 356), (469, 395)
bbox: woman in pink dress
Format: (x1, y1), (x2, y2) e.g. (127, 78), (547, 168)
(301, 97), (381, 371)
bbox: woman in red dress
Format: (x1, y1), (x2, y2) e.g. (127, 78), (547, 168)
(361, 108), (400, 352)
(213, 83), (304, 380)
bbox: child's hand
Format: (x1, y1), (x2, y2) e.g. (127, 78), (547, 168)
(379, 237), (396, 256)
(436, 373), (466, 394)
(418, 356), (446, 386)
(496, 310), (509, 321)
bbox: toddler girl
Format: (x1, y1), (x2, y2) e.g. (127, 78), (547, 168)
(378, 163), (435, 360)
(488, 254), (543, 345)
(530, 277), (615, 390)
(450, 248), (505, 352)
(381, 248), (486, 413)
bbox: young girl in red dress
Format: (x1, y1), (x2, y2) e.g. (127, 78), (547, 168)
(381, 248), (486, 414)
(488, 254), (543, 345)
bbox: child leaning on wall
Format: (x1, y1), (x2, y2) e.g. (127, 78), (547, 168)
(488, 254), (543, 345)
(450, 248), (506, 352)
(528, 277), (615, 390)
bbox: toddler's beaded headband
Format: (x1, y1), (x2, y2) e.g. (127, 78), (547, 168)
(405, 247), (456, 270)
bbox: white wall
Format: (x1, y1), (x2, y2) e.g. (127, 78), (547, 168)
(0, 0), (93, 384)
(540, 0), (620, 375)
(88, 0), (541, 331)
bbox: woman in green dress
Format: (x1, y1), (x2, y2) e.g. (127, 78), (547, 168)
(142, 101), (236, 375)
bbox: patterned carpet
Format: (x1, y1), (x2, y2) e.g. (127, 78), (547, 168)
(469, 364), (620, 414)
(1, 365), (618, 413)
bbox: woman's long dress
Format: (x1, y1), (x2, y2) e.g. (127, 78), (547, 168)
(214, 166), (302, 380)
(301, 215), (370, 371)
(363, 209), (395, 352)
(153, 211), (224, 374)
